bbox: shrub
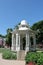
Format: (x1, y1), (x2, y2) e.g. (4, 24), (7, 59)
(2, 50), (17, 60)
(25, 52), (43, 65)
(11, 53), (17, 60)
(37, 52), (43, 65)
(37, 58), (43, 65)
(2, 51), (12, 59)
(25, 52), (37, 64)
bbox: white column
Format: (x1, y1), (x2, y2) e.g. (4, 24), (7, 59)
(33, 34), (36, 50)
(11, 33), (14, 51)
(19, 35), (20, 50)
(26, 33), (30, 52)
(16, 33), (20, 51)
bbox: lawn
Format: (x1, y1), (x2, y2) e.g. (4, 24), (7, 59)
(0, 48), (10, 53)
(0, 48), (16, 53)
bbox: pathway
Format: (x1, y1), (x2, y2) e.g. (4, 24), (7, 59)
(0, 53), (25, 65)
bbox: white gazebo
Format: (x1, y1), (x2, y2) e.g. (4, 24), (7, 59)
(11, 20), (36, 52)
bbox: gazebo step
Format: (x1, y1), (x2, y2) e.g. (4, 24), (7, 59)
(17, 50), (25, 60)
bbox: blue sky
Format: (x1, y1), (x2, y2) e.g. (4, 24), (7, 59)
(0, 0), (43, 35)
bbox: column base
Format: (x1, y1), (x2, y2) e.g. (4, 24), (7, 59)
(11, 46), (15, 51)
(26, 47), (29, 52)
(16, 47), (20, 51)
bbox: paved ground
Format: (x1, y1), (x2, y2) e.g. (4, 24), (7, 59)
(0, 53), (25, 65)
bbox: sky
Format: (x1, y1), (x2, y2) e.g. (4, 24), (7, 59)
(0, 0), (43, 35)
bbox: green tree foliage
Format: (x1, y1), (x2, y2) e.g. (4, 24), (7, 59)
(14, 22), (21, 29)
(0, 34), (5, 38)
(6, 28), (13, 49)
(31, 20), (43, 43)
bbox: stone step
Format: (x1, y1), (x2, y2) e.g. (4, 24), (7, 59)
(20, 51), (25, 59)
(17, 50), (25, 60)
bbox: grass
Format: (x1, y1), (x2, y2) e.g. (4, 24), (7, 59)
(36, 48), (43, 52)
(0, 48), (10, 53)
(0, 48), (17, 54)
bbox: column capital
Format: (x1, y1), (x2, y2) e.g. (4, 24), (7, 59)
(16, 33), (19, 35)
(33, 34), (36, 37)
(12, 33), (14, 37)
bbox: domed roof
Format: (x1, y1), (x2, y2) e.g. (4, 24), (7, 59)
(19, 20), (30, 30)
(21, 20), (28, 25)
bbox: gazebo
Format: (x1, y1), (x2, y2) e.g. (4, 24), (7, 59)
(11, 20), (36, 60)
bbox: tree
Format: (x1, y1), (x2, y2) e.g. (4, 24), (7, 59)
(6, 28), (13, 49)
(6, 23), (20, 49)
(0, 34), (5, 38)
(31, 20), (43, 44)
(14, 22), (21, 29)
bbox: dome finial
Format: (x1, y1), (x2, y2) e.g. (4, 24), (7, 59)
(21, 20), (28, 25)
